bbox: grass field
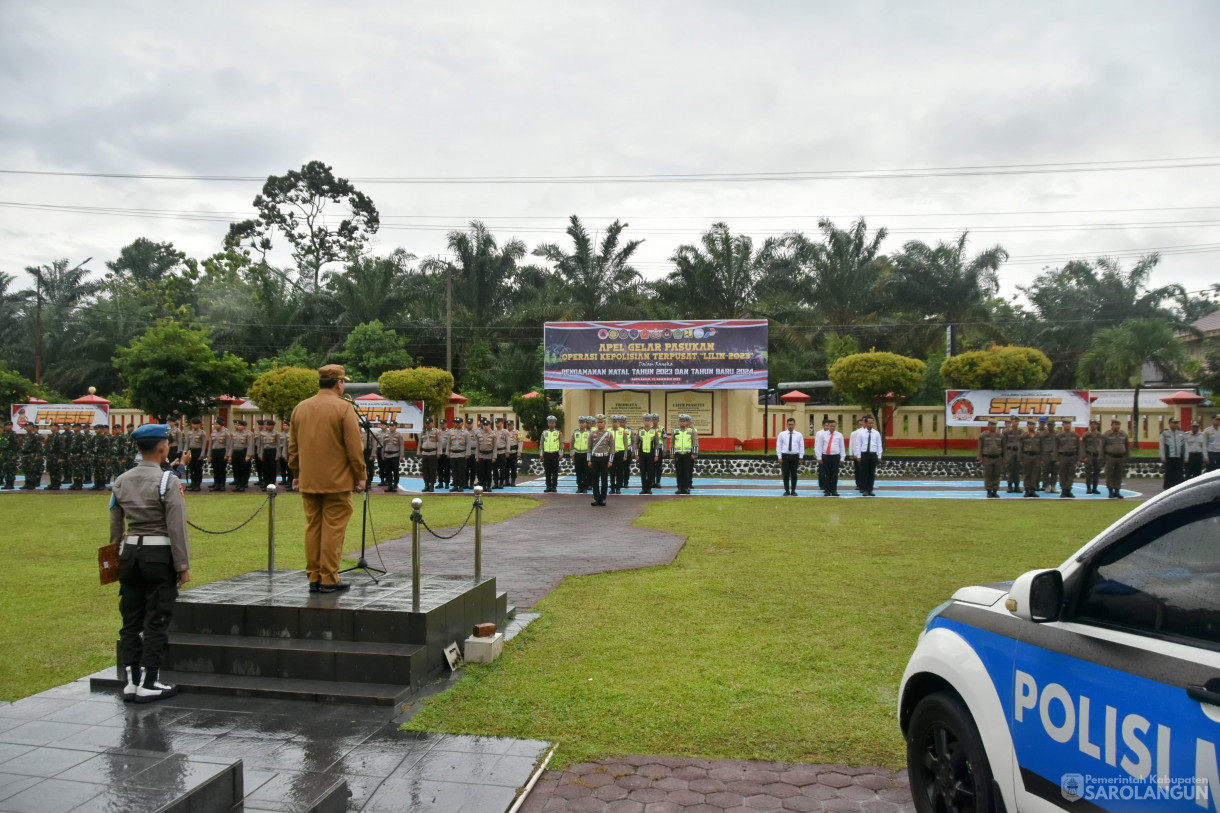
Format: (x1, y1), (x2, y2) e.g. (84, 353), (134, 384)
(405, 498), (1136, 768)
(0, 491), (538, 701)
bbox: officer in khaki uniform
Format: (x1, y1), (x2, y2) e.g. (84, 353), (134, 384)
(464, 416), (478, 489)
(288, 364), (366, 594)
(977, 420), (1004, 498)
(1081, 420), (1105, 494)
(205, 419), (231, 491)
(1019, 419), (1042, 498)
(505, 420), (521, 486)
(1001, 418), (1022, 493)
(493, 417), (508, 488)
(1103, 419), (1130, 499)
(380, 420), (403, 492)
(1055, 418), (1083, 498)
(1038, 420), (1059, 493)
(446, 418), (470, 492)
(417, 417), (441, 492)
(184, 417), (207, 491)
(474, 418), (496, 491)
(229, 419), (253, 491)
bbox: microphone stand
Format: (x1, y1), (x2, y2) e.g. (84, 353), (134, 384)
(340, 394), (386, 583)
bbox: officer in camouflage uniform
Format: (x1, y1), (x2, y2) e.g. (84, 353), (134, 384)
(20, 428), (44, 489)
(113, 423), (135, 474)
(69, 423), (90, 489)
(977, 419), (1004, 498)
(90, 423), (112, 490)
(45, 421), (66, 489)
(0, 420), (19, 489)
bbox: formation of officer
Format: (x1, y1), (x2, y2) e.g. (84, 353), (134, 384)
(3, 422), (138, 490)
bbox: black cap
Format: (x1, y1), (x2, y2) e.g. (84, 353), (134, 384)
(190, 416), (202, 424)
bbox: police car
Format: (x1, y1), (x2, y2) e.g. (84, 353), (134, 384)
(899, 469), (1220, 812)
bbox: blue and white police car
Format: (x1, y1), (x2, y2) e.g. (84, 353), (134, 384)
(899, 469), (1220, 812)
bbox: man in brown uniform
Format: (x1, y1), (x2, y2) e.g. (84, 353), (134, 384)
(1055, 418), (1083, 498)
(1039, 419), (1058, 493)
(977, 420), (1004, 498)
(1081, 420), (1105, 494)
(1102, 419), (1130, 499)
(1002, 417), (1023, 493)
(289, 364), (367, 594)
(1019, 419), (1042, 498)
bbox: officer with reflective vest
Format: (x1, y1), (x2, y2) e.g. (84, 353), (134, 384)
(635, 413), (661, 494)
(571, 416), (591, 493)
(610, 416), (628, 493)
(671, 414), (699, 494)
(540, 415), (563, 492)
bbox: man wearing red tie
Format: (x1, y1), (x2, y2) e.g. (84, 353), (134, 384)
(814, 419), (845, 497)
(851, 414), (882, 497)
(776, 417), (805, 496)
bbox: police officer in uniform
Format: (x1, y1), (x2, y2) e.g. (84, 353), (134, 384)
(465, 416), (478, 489)
(89, 423), (111, 490)
(167, 421), (182, 465)
(1184, 420), (1206, 480)
(69, 422), (89, 489)
(417, 417), (440, 492)
(609, 416), (626, 493)
(20, 426), (43, 489)
(437, 417), (453, 490)
(776, 416), (804, 496)
(588, 413), (613, 506)
(278, 420), (293, 488)
(110, 423), (191, 703)
(184, 417), (207, 491)
(540, 415), (563, 492)
(672, 414), (699, 494)
(381, 420), (403, 491)
(493, 417), (508, 488)
(1103, 419), (1130, 499)
(1055, 418), (1083, 498)
(1205, 413), (1220, 473)
(1160, 417), (1186, 490)
(1019, 419), (1042, 498)
(447, 418), (470, 492)
(229, 419), (253, 491)
(636, 414), (660, 495)
(472, 418), (494, 491)
(1002, 417), (1023, 493)
(505, 419), (521, 486)
(260, 419), (280, 488)
(205, 418), (231, 491)
(1081, 420), (1105, 494)
(652, 414), (668, 492)
(1038, 419), (1058, 493)
(571, 416), (591, 493)
(977, 420), (1004, 498)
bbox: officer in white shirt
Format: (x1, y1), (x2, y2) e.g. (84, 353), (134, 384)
(1160, 417), (1186, 490)
(776, 417), (804, 496)
(850, 414), (883, 497)
(814, 419), (846, 497)
(1183, 420), (1206, 479)
(1205, 414), (1220, 472)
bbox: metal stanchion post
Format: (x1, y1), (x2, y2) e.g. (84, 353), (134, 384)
(473, 485), (483, 582)
(266, 483), (277, 572)
(411, 497), (423, 612)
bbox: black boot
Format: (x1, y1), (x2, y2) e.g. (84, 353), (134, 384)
(135, 667), (178, 703)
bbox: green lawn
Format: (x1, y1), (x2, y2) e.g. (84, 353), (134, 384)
(0, 491), (538, 701)
(405, 498), (1136, 768)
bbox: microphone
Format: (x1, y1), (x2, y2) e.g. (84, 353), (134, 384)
(341, 392), (372, 428)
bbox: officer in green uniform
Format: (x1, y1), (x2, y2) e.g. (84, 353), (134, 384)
(1081, 420), (1105, 494)
(111, 423), (191, 703)
(1102, 419), (1130, 499)
(636, 414), (660, 495)
(20, 427), (45, 489)
(89, 423), (111, 490)
(571, 416), (591, 494)
(977, 420), (1004, 498)
(610, 416), (627, 494)
(1038, 419), (1058, 493)
(45, 421), (66, 489)
(1019, 419), (1042, 498)
(672, 414), (699, 494)
(69, 422), (90, 489)
(540, 415), (563, 492)
(1055, 418), (1083, 498)
(0, 420), (18, 489)
(1002, 417), (1022, 493)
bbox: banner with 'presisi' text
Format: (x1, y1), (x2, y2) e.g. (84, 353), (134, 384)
(544, 320), (768, 390)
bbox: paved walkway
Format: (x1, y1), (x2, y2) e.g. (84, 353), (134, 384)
(372, 493), (918, 812)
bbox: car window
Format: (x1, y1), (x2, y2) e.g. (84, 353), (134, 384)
(1075, 503), (1220, 647)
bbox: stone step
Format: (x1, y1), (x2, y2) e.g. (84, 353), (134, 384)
(165, 632), (427, 689)
(90, 669), (415, 709)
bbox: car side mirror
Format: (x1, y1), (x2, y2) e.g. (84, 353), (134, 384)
(1006, 569), (1064, 623)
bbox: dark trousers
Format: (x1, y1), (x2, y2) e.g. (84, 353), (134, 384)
(1084, 456), (1102, 490)
(590, 456), (610, 503)
(819, 454), (841, 494)
(438, 455), (450, 487)
(1005, 453), (1021, 490)
(188, 448), (204, 489)
(210, 450), (227, 489)
(573, 453), (588, 491)
(252, 452), (263, 485)
(857, 452), (878, 493)
(467, 455), (476, 488)
(279, 456), (291, 485)
(1041, 458), (1058, 490)
(477, 457), (493, 491)
(781, 453), (800, 493)
(620, 454), (632, 490)
(674, 453), (694, 492)
(612, 451), (625, 490)
(637, 450), (655, 492)
(543, 452), (560, 491)
(232, 450), (249, 489)
(383, 457), (400, 489)
(494, 454), (506, 487)
(1164, 456), (1185, 490)
(1209, 451), (1220, 473)
(1186, 452), (1204, 480)
(261, 450), (277, 487)
(653, 454), (665, 489)
(507, 452), (518, 485)
(118, 553), (178, 670)
(420, 455), (437, 488)
(449, 456), (467, 490)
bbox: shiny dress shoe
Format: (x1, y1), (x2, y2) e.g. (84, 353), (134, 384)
(122, 666), (141, 702)
(318, 582), (351, 593)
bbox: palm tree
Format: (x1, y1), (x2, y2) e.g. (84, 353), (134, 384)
(891, 232), (1008, 355)
(659, 222), (764, 319)
(0, 273), (32, 369)
(533, 216), (644, 320)
(24, 258), (98, 389)
(790, 218), (890, 330)
(1076, 317), (1188, 440)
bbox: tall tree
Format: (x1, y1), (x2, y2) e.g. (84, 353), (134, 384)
(533, 216), (644, 320)
(226, 160), (380, 288)
(891, 232), (1008, 356)
(23, 258), (98, 391)
(659, 222), (766, 319)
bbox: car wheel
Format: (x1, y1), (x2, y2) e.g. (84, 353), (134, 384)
(907, 691), (995, 813)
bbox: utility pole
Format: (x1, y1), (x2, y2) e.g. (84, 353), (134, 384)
(445, 262), (453, 373)
(33, 257), (91, 387)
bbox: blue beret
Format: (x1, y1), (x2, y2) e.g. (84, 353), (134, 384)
(131, 423), (170, 441)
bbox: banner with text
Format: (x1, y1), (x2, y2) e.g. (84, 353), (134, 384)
(351, 399), (426, 433)
(544, 320), (768, 390)
(11, 403), (110, 433)
(945, 390), (1092, 427)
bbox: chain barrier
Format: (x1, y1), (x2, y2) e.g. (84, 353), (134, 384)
(186, 496), (270, 535)
(419, 504), (477, 540)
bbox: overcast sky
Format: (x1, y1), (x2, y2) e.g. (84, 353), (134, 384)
(2, 0), (1218, 302)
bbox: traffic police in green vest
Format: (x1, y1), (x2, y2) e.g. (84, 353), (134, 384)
(571, 416), (591, 493)
(540, 415), (563, 492)
(636, 413), (660, 494)
(672, 414), (699, 494)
